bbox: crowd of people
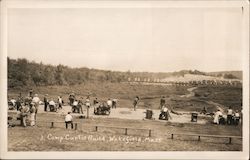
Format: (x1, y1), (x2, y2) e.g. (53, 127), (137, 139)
(14, 93), (40, 127)
(8, 90), (119, 128)
(213, 107), (242, 125)
(8, 90), (242, 128)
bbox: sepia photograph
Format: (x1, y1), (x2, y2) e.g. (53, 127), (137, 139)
(0, 0), (249, 159)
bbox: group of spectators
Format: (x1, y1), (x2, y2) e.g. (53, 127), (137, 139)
(213, 107), (242, 125)
(43, 94), (63, 112)
(16, 93), (40, 127)
(8, 90), (243, 128)
(69, 93), (118, 114)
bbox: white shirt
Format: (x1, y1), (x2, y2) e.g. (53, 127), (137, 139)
(73, 101), (78, 106)
(32, 97), (40, 104)
(65, 114), (73, 122)
(216, 111), (223, 117)
(10, 99), (16, 105)
(58, 97), (62, 104)
(227, 109), (233, 115)
(163, 107), (168, 112)
(49, 101), (55, 106)
(235, 113), (240, 117)
(107, 100), (112, 106)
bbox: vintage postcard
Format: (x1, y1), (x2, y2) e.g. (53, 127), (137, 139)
(0, 0), (249, 159)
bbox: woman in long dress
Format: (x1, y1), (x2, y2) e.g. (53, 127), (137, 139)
(213, 109), (223, 124)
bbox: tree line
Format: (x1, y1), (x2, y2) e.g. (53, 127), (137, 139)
(7, 57), (239, 88)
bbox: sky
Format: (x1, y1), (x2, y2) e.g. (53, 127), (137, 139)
(7, 7), (243, 72)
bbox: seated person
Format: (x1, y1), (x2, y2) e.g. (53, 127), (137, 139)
(159, 105), (171, 120)
(49, 99), (57, 112)
(107, 99), (112, 108)
(65, 112), (73, 129)
(72, 100), (78, 113)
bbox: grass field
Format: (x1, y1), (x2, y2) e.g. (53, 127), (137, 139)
(8, 112), (242, 151)
(7, 82), (243, 151)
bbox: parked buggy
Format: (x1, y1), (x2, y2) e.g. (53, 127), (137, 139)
(94, 103), (111, 115)
(49, 101), (58, 112)
(159, 111), (169, 120)
(159, 106), (171, 121)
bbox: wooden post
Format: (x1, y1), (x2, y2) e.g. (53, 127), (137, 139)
(229, 137), (232, 144)
(149, 130), (151, 137)
(95, 126), (98, 132)
(125, 128), (128, 135)
(51, 122), (54, 128)
(198, 136), (201, 141)
(171, 134), (174, 139)
(75, 123), (78, 130)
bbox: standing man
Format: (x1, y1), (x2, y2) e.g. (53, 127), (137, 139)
(44, 94), (48, 112)
(112, 99), (117, 109)
(160, 96), (166, 109)
(58, 96), (63, 110)
(29, 89), (33, 98)
(20, 105), (30, 127)
(227, 106), (234, 125)
(86, 96), (91, 118)
(16, 97), (22, 111)
(234, 110), (240, 125)
(69, 92), (75, 106)
(133, 96), (140, 111)
(32, 94), (40, 121)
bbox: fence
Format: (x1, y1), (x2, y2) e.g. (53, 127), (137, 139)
(170, 133), (242, 144)
(37, 121), (152, 137)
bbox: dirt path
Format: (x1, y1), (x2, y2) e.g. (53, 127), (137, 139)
(180, 87), (197, 98)
(181, 86), (227, 114)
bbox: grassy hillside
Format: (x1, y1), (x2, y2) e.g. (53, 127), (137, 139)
(208, 71), (242, 80)
(193, 86), (242, 110)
